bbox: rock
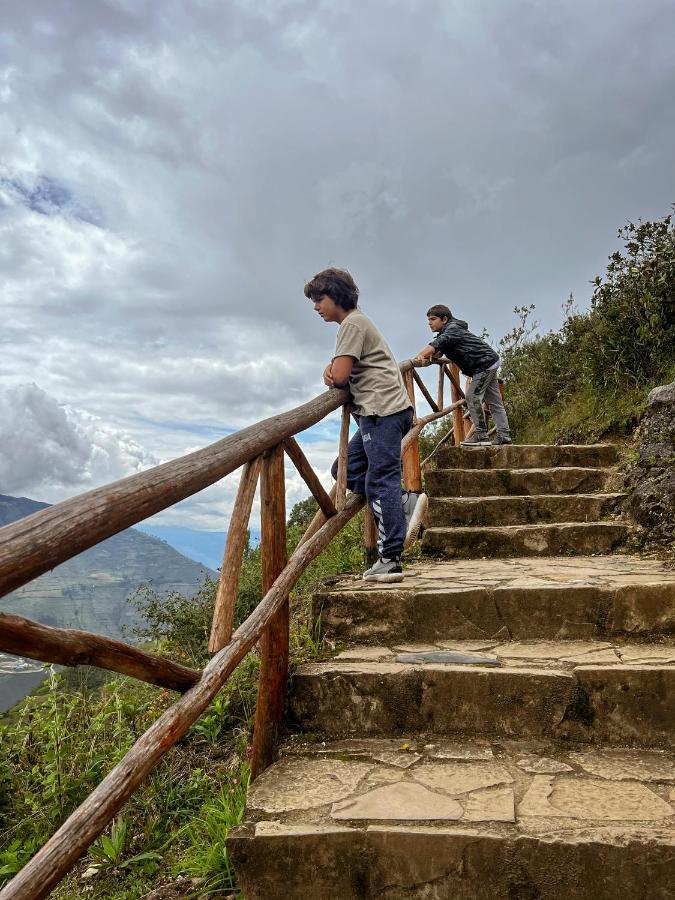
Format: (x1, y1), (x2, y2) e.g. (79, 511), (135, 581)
(648, 381), (675, 406)
(247, 758), (373, 813)
(625, 380), (675, 546)
(518, 774), (674, 821)
(331, 781), (464, 821)
(140, 879), (193, 900)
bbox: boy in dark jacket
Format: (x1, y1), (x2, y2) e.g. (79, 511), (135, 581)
(416, 304), (512, 446)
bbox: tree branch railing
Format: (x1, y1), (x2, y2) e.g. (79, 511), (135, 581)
(0, 357), (466, 900)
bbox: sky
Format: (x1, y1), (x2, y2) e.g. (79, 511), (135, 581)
(1, 0), (674, 538)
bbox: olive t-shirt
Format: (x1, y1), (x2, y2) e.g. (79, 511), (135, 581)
(334, 309), (411, 417)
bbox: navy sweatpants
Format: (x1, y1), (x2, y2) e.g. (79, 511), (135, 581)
(331, 407), (413, 559)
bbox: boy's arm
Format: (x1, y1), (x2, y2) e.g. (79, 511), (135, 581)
(414, 344), (437, 364)
(329, 355), (354, 388)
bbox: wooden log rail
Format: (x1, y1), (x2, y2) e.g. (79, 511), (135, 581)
(0, 612), (200, 692)
(0, 358), (465, 900)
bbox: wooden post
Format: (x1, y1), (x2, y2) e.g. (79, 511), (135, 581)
(449, 363), (464, 446)
(208, 457), (261, 653)
(335, 403), (351, 512)
(437, 364), (444, 411)
(463, 376), (472, 438)
(363, 507), (378, 564)
(402, 370), (423, 492)
(250, 445), (288, 780)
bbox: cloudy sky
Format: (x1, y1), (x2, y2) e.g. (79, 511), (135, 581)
(1, 0), (674, 536)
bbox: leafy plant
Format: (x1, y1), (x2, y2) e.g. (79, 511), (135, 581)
(83, 818), (161, 879)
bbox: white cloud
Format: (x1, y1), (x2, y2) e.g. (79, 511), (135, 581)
(0, 384), (157, 501)
(1, 0), (674, 526)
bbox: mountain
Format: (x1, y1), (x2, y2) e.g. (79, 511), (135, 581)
(136, 524), (261, 571)
(0, 494), (218, 639)
(136, 524), (229, 571)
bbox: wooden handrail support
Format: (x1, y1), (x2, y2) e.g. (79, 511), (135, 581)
(335, 403), (351, 512)
(250, 446), (289, 779)
(443, 363), (466, 399)
(282, 438), (337, 519)
(0, 496), (365, 900)
(411, 368), (439, 413)
(208, 457), (262, 653)
(447, 363), (466, 445)
(402, 370), (423, 493)
(0, 612), (200, 693)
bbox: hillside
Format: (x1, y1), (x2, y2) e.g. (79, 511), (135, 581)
(0, 494), (218, 639)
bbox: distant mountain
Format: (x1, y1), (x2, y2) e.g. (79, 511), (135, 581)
(0, 494), (217, 639)
(137, 524), (260, 571)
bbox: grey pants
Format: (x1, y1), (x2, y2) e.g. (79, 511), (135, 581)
(465, 367), (511, 438)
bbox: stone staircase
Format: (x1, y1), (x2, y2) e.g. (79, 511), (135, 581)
(229, 444), (675, 899)
(423, 443), (628, 558)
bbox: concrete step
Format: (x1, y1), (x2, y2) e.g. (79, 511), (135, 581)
(425, 467), (615, 497)
(314, 557), (675, 644)
(427, 493), (623, 527)
(422, 522), (629, 558)
(289, 640), (675, 748)
(435, 443), (619, 470)
(230, 739), (675, 899)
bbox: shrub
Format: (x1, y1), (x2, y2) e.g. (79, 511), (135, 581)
(499, 208), (675, 442)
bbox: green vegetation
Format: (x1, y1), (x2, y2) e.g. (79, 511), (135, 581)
(499, 209), (675, 444)
(0, 499), (368, 899)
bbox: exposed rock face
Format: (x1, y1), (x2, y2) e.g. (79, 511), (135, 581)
(625, 381), (675, 546)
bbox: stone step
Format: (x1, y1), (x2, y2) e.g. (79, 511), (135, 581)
(422, 522), (629, 558)
(289, 640), (675, 748)
(435, 443), (619, 470)
(314, 557), (675, 644)
(427, 493), (623, 527)
(425, 466), (615, 497)
(230, 739), (675, 900)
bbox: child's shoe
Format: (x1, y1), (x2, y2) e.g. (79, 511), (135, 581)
(460, 432), (491, 447)
(363, 556), (404, 582)
(491, 434), (513, 445)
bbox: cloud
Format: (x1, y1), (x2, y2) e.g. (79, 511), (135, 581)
(1, 0), (674, 526)
(0, 384), (157, 500)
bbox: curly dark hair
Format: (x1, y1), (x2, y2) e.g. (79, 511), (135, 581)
(304, 267), (359, 310)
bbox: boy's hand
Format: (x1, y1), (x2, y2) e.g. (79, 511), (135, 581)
(323, 363), (335, 387)
(414, 345), (437, 365)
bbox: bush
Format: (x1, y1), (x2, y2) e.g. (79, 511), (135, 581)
(499, 208), (675, 443)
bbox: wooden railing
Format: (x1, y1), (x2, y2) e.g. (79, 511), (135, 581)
(0, 358), (466, 900)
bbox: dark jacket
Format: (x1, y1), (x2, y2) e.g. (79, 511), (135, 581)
(430, 318), (499, 376)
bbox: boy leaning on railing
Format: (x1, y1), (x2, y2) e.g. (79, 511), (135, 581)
(304, 267), (422, 583)
(415, 304), (513, 447)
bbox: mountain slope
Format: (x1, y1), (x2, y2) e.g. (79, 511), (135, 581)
(0, 494), (217, 639)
